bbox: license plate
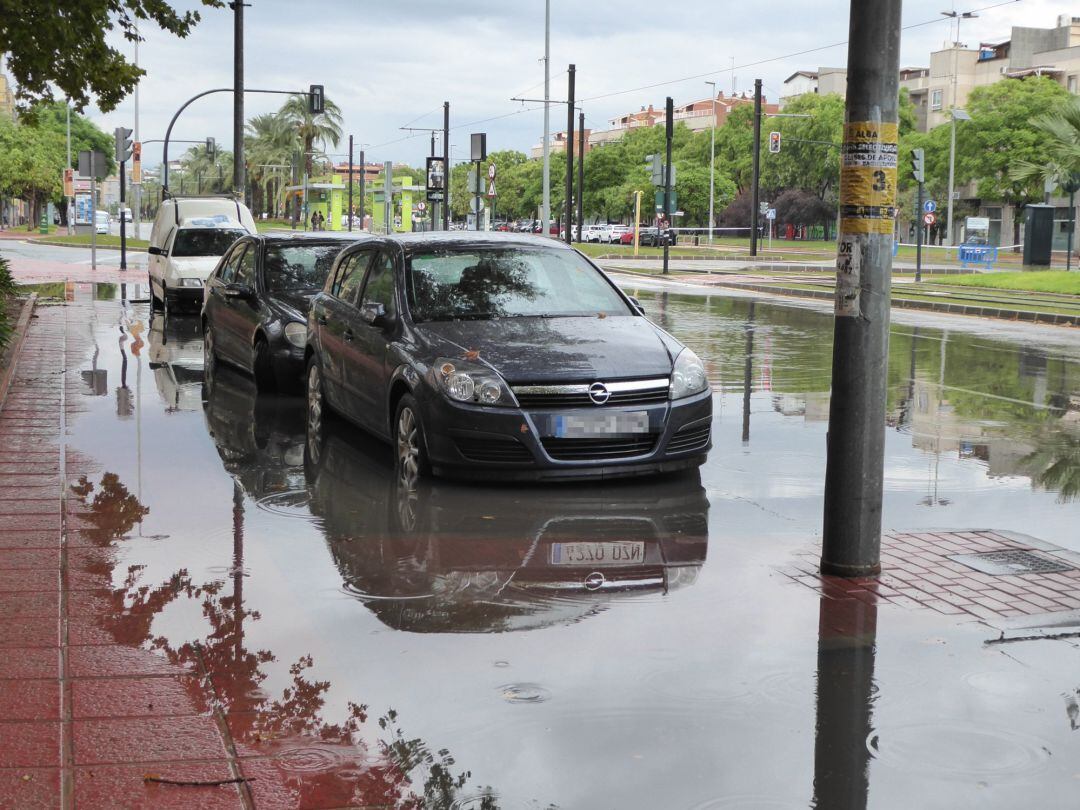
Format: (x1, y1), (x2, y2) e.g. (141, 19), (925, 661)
(550, 541), (645, 566)
(553, 411), (648, 438)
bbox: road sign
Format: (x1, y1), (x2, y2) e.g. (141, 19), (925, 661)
(487, 180), (496, 198)
(923, 199), (936, 213)
(416, 201), (427, 213)
(470, 197), (485, 214)
(765, 208), (777, 220)
(488, 163), (497, 180)
(655, 191), (677, 211)
(923, 212), (936, 226)
(769, 131), (781, 153)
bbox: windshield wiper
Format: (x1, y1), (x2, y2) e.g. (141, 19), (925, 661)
(452, 312), (498, 321)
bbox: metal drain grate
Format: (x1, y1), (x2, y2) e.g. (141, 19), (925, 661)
(949, 549), (1075, 576)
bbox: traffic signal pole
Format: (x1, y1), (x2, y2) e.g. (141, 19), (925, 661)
(565, 65), (575, 245)
(821, 0), (903, 577)
(119, 159), (127, 270)
(663, 96), (673, 274)
(750, 79), (763, 257)
(915, 179), (924, 283)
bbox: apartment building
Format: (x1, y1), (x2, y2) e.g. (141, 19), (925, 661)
(0, 72), (16, 122)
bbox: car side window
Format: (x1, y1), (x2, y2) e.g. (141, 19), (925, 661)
(234, 245), (256, 287)
(329, 254), (355, 296)
(336, 250), (374, 305)
(163, 228), (177, 255)
(359, 252), (397, 318)
(219, 245), (245, 284)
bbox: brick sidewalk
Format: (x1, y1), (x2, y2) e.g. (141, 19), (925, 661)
(0, 303), (251, 809)
(5, 255), (144, 288)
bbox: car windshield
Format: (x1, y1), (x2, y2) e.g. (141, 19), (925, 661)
(406, 246), (631, 322)
(264, 244), (342, 292)
(171, 228), (246, 258)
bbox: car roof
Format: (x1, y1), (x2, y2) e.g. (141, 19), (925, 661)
(349, 231), (575, 254)
(246, 231), (374, 245)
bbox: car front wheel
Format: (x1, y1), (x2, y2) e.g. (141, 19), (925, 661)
(394, 394), (430, 484)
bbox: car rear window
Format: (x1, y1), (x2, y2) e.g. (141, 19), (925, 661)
(171, 228), (246, 258)
(406, 247), (630, 322)
(263, 244), (342, 292)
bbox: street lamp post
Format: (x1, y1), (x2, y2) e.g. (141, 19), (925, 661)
(946, 107), (971, 245)
(705, 80), (717, 244)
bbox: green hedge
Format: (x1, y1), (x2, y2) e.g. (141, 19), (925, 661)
(0, 254), (16, 352)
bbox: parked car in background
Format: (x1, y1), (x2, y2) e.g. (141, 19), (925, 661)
(619, 228), (639, 245)
(639, 227), (675, 247)
(94, 211), (110, 235)
(120, 208), (133, 223)
(305, 232), (712, 482)
(609, 225), (631, 243)
(148, 196), (257, 312)
(584, 224), (611, 243)
(202, 233), (360, 391)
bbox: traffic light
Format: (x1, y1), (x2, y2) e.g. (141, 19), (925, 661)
(131, 142), (142, 184)
(114, 127), (133, 163)
(206, 137), (216, 159)
(309, 84), (325, 114)
(768, 131), (781, 153)
(646, 153), (663, 186)
(910, 148), (925, 183)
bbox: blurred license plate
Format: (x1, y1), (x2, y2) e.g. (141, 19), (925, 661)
(553, 411), (648, 438)
(551, 541), (645, 566)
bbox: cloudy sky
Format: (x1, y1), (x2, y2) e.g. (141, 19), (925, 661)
(86, 0), (1065, 169)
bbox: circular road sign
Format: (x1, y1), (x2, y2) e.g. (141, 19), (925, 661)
(923, 212), (937, 226)
(923, 199), (937, 213)
(488, 163), (497, 179)
(417, 201), (427, 213)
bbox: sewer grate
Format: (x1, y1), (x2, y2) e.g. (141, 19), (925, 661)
(949, 549), (1075, 576)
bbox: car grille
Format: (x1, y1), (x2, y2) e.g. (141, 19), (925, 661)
(540, 435), (657, 461)
(454, 436), (534, 464)
(667, 422), (711, 453)
(513, 378), (670, 409)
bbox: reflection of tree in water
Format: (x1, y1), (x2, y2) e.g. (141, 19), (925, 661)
(1024, 432), (1080, 503)
(73, 475), (502, 807)
(70, 472), (150, 544)
(412, 253), (539, 320)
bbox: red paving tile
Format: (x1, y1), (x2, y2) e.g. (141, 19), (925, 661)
(74, 762), (245, 810)
(0, 648), (60, 680)
(0, 616), (60, 648)
(0, 591), (59, 619)
(72, 676), (211, 719)
(68, 645), (193, 678)
(0, 768), (61, 809)
(0, 679), (61, 721)
(0, 722), (61, 768)
(0, 568), (58, 591)
(783, 529), (1080, 622)
(73, 716), (230, 765)
(0, 548), (60, 568)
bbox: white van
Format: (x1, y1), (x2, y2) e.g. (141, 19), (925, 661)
(95, 210), (110, 235)
(148, 197), (256, 311)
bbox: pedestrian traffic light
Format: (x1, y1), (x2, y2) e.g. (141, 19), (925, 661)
(769, 131), (781, 153)
(206, 137), (216, 158)
(309, 84), (325, 115)
(911, 148), (925, 183)
(114, 127), (133, 163)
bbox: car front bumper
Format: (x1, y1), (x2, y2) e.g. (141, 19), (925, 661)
(418, 386), (712, 481)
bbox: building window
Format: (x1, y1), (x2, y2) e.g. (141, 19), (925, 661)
(1069, 75), (1078, 93)
(931, 89), (943, 110)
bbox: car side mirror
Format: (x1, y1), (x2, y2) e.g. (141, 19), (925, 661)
(223, 283), (254, 300)
(628, 296), (646, 315)
(147, 246), (163, 256)
(360, 301), (388, 328)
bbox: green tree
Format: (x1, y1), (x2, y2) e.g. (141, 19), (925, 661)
(279, 94), (344, 176)
(759, 93), (845, 201)
(0, 0), (221, 113)
(0, 117), (66, 228)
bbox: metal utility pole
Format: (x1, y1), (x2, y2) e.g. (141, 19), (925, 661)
(430, 131), (438, 231)
(542, 0), (551, 236)
(65, 103), (73, 235)
(750, 79), (763, 256)
(577, 110), (585, 243)
(706, 80), (717, 244)
(442, 102), (450, 230)
(231, 0), (245, 196)
(565, 65), (575, 245)
(133, 25), (141, 240)
(347, 135), (354, 232)
(385, 161), (394, 234)
(821, 0), (903, 578)
(663, 96), (673, 274)
(358, 148), (365, 229)
(943, 10), (977, 244)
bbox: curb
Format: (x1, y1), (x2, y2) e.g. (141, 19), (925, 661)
(0, 292), (38, 411)
(34, 239), (148, 253)
(706, 281), (1080, 327)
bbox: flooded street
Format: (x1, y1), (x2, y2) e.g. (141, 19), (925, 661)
(49, 282), (1080, 808)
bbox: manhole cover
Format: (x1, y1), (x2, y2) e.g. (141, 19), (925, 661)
(950, 549), (1074, 576)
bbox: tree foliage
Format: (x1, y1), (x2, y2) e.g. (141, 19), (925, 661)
(0, 0), (221, 112)
(0, 117), (66, 226)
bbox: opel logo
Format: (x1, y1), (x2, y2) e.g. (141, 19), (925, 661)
(584, 572), (606, 590)
(588, 382), (610, 405)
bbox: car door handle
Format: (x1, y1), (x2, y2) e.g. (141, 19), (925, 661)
(343, 329), (354, 342)
(316, 314), (328, 325)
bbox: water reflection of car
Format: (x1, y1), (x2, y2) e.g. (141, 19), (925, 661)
(148, 312), (204, 412)
(305, 422), (709, 633)
(202, 364), (307, 499)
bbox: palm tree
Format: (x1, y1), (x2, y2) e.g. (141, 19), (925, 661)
(1009, 97), (1080, 191)
(245, 113), (295, 217)
(278, 94), (343, 176)
(179, 144), (233, 194)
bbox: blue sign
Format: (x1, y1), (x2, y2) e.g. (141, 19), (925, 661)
(923, 200), (937, 213)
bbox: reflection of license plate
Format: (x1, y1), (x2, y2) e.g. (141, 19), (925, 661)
(551, 541), (645, 566)
(553, 411), (648, 438)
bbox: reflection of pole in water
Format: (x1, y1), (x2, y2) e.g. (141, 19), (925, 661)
(232, 481), (245, 664)
(742, 302), (755, 444)
(658, 291), (670, 330)
(898, 327), (918, 430)
(812, 594), (877, 810)
(924, 331), (949, 507)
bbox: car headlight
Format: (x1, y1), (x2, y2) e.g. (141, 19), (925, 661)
(180, 277), (203, 288)
(284, 322), (307, 348)
(669, 348), (708, 399)
(432, 357), (516, 407)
